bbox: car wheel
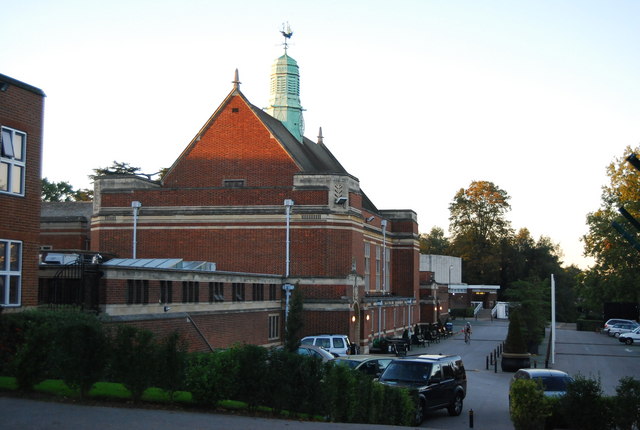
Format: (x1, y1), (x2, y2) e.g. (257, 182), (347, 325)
(614, 332), (621, 338)
(625, 338), (633, 345)
(414, 398), (425, 426)
(448, 392), (464, 416)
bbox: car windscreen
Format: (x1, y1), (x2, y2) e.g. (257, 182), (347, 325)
(539, 376), (571, 392)
(380, 361), (432, 383)
(334, 359), (359, 369)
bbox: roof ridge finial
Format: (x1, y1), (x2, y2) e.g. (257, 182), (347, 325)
(232, 69), (241, 90)
(317, 127), (323, 144)
(280, 22), (293, 53)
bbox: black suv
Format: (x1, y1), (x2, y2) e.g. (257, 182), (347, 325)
(377, 354), (466, 425)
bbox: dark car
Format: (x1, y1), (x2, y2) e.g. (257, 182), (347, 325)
(334, 355), (393, 377)
(377, 354), (466, 425)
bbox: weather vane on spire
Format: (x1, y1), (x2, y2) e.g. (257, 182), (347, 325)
(280, 22), (293, 52)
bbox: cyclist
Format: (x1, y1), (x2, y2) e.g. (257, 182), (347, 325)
(464, 322), (472, 344)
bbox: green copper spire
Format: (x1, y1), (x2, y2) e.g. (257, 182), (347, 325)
(266, 23), (305, 142)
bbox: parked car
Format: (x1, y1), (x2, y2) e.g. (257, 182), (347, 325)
(619, 326), (640, 345)
(300, 334), (352, 357)
(377, 354), (466, 425)
(608, 322), (639, 337)
(511, 369), (573, 398)
(334, 355), (393, 377)
(294, 344), (336, 362)
(603, 318), (638, 334)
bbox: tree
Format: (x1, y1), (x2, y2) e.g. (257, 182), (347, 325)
(284, 286), (304, 352)
(581, 145), (640, 311)
(448, 180), (513, 285)
(41, 178), (93, 201)
(88, 161), (142, 181)
(419, 226), (450, 254)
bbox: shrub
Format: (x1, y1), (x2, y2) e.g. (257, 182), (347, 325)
(154, 331), (188, 402)
(560, 375), (612, 430)
(576, 319), (602, 332)
(107, 325), (157, 402)
(0, 312), (29, 376)
(12, 310), (60, 391)
(232, 344), (269, 411)
(509, 378), (550, 430)
(54, 313), (107, 398)
(504, 310), (527, 353)
(185, 349), (238, 406)
(613, 377), (640, 430)
(380, 385), (414, 426)
(323, 363), (357, 422)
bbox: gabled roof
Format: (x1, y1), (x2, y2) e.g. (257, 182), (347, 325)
(164, 86), (355, 181)
(249, 99), (351, 176)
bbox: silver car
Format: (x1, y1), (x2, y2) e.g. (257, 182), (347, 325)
(619, 326), (640, 345)
(608, 322), (639, 338)
(511, 368), (573, 398)
(603, 318), (638, 334)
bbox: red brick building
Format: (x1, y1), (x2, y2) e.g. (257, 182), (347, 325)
(0, 73), (45, 310)
(39, 49), (421, 352)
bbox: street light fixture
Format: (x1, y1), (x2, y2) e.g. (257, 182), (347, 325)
(131, 201), (141, 258)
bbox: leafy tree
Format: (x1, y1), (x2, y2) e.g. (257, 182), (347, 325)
(88, 161), (142, 181)
(419, 226), (450, 254)
(505, 280), (549, 350)
(448, 180), (513, 285)
(580, 145), (640, 312)
(41, 178), (92, 201)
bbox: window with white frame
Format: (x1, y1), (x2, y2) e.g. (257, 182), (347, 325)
(364, 242), (370, 290)
(0, 240), (21, 306)
(0, 127), (26, 196)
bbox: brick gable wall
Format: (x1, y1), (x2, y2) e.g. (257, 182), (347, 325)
(163, 95), (300, 188)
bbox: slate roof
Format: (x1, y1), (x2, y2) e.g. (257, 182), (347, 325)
(41, 201), (93, 220)
(249, 100), (350, 175)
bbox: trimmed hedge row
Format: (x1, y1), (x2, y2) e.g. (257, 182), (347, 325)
(510, 375), (640, 430)
(0, 309), (415, 426)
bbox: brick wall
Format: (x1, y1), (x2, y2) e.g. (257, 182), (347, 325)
(0, 75), (45, 308)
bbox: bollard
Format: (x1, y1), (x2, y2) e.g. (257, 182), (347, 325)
(469, 409), (474, 428)
(486, 356), (489, 370)
(494, 357), (497, 373)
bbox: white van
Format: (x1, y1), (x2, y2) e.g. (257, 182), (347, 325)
(300, 334), (352, 357)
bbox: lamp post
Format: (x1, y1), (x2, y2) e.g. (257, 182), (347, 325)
(131, 201), (141, 258)
(381, 220), (387, 292)
(283, 199), (295, 325)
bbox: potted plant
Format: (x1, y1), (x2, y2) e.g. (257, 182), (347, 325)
(501, 310), (531, 372)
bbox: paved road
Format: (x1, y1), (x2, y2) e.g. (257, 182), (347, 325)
(2, 319), (638, 430)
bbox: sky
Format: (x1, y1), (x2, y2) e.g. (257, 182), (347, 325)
(3, 0), (639, 269)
